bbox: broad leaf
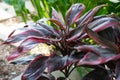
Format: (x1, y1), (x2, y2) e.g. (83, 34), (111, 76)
(82, 69), (111, 80)
(22, 55), (48, 80)
(7, 37), (49, 60)
(115, 61), (120, 80)
(68, 50), (85, 64)
(98, 27), (116, 43)
(86, 28), (119, 52)
(74, 45), (120, 65)
(78, 51), (120, 66)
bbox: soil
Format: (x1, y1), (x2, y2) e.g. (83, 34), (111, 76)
(0, 40), (26, 80)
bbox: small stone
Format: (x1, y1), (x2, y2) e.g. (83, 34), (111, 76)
(10, 72), (16, 75)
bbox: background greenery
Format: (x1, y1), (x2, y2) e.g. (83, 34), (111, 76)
(2, 0), (120, 22)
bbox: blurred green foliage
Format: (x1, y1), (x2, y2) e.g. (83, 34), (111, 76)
(3, 0), (120, 22)
(76, 67), (92, 78)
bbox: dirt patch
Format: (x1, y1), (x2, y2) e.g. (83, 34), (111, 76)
(0, 40), (26, 80)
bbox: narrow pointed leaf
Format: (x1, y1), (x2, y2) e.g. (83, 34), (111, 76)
(78, 51), (120, 65)
(66, 3), (85, 25)
(22, 55), (48, 80)
(49, 19), (66, 32)
(76, 4), (106, 27)
(86, 28), (119, 52)
(10, 54), (38, 65)
(88, 17), (119, 32)
(75, 45), (120, 65)
(4, 29), (43, 44)
(52, 7), (64, 24)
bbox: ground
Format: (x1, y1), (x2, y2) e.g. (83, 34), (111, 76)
(0, 40), (26, 80)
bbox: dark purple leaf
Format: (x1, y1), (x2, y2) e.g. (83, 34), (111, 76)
(66, 3), (85, 26)
(4, 29), (43, 44)
(10, 54), (38, 65)
(115, 61), (120, 80)
(88, 17), (119, 32)
(7, 37), (49, 61)
(57, 77), (66, 80)
(47, 54), (68, 73)
(113, 27), (120, 45)
(22, 55), (48, 80)
(82, 69), (111, 80)
(74, 45), (120, 65)
(86, 28), (119, 52)
(98, 27), (117, 43)
(38, 72), (55, 80)
(68, 50), (85, 64)
(76, 4), (106, 27)
(78, 51), (120, 66)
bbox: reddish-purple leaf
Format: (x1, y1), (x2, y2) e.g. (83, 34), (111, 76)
(74, 45), (103, 56)
(10, 54), (38, 65)
(66, 3), (85, 26)
(3, 29), (43, 44)
(86, 28), (119, 52)
(7, 37), (49, 61)
(78, 51), (120, 65)
(75, 45), (120, 66)
(88, 17), (119, 32)
(47, 54), (68, 73)
(76, 4), (106, 27)
(22, 55), (48, 80)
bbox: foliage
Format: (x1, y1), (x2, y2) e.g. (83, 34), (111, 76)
(3, 0), (29, 22)
(3, 0), (120, 23)
(3, 3), (120, 80)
